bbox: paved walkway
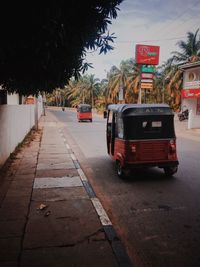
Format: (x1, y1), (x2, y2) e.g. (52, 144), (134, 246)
(0, 110), (199, 267)
(0, 111), (132, 267)
(174, 115), (200, 141)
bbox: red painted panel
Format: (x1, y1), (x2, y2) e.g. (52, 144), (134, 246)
(77, 112), (92, 120)
(112, 139), (178, 165)
(135, 44), (160, 65)
(141, 73), (154, 79)
(138, 141), (168, 161)
(181, 88), (200, 98)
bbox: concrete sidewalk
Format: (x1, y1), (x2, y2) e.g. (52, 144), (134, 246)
(0, 110), (199, 267)
(174, 116), (200, 141)
(0, 111), (132, 267)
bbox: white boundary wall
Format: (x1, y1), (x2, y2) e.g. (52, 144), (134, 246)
(0, 102), (43, 168)
(182, 98), (200, 129)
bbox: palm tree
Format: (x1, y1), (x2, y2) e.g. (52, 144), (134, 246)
(65, 74), (100, 108)
(106, 59), (140, 104)
(82, 74), (100, 108)
(160, 29), (200, 110)
(95, 78), (109, 110)
(106, 65), (121, 103)
(172, 29), (200, 63)
(125, 62), (140, 103)
(166, 66), (182, 110)
(65, 77), (86, 107)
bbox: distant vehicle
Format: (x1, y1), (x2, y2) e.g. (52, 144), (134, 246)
(77, 104), (92, 122)
(106, 104), (179, 178)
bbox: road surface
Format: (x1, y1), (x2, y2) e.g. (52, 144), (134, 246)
(50, 108), (200, 267)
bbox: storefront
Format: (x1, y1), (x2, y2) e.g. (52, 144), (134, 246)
(180, 61), (200, 129)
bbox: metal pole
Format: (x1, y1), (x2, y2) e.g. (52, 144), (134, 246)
(138, 65), (142, 104)
(92, 88), (94, 108)
(43, 92), (46, 116)
(144, 89), (146, 103)
(118, 79), (124, 104)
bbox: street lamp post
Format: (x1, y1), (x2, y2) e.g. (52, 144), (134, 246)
(138, 65), (142, 104)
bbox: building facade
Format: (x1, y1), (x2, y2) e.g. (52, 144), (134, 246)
(180, 61), (200, 129)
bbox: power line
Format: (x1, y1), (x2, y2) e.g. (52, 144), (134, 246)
(154, 0), (200, 36)
(115, 36), (186, 44)
(159, 15), (200, 38)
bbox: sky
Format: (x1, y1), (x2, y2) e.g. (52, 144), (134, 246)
(85, 0), (200, 80)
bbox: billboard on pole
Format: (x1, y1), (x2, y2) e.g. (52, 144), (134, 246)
(136, 44), (160, 65)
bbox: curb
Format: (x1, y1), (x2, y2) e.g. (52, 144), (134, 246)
(59, 128), (133, 267)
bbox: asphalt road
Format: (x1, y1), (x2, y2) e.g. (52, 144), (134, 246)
(50, 108), (200, 267)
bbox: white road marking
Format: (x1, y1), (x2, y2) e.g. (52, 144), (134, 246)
(91, 197), (112, 226)
(70, 153), (77, 161)
(78, 168), (88, 181)
(66, 143), (70, 149)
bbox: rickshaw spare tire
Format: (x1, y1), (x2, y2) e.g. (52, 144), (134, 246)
(164, 166), (178, 176)
(116, 160), (125, 178)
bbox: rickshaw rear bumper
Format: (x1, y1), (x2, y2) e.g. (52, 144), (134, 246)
(125, 160), (179, 169)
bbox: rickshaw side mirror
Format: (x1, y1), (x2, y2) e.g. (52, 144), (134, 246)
(103, 110), (108, 119)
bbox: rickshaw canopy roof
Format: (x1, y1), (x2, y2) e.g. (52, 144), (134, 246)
(107, 104), (173, 117)
(78, 104), (91, 108)
(77, 104), (92, 112)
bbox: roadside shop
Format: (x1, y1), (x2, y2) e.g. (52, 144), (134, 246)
(180, 61), (200, 129)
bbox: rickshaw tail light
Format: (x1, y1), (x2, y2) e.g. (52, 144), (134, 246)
(131, 145), (137, 153)
(169, 139), (175, 145)
(169, 143), (176, 153)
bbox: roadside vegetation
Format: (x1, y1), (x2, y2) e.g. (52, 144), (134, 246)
(46, 29), (200, 112)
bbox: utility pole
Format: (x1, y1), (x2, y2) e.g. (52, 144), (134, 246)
(138, 65), (142, 104)
(42, 92), (46, 116)
(118, 80), (124, 104)
(91, 87), (94, 108)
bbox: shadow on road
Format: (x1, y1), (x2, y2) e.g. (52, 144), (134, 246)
(88, 156), (177, 186)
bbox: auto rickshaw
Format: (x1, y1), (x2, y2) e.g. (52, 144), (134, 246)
(77, 104), (92, 122)
(106, 104), (179, 178)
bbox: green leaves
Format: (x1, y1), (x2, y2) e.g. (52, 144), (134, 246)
(81, 62), (94, 74)
(0, 0), (123, 95)
(98, 32), (116, 54)
(172, 28), (200, 63)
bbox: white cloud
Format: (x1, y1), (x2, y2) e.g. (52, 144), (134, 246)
(85, 0), (200, 80)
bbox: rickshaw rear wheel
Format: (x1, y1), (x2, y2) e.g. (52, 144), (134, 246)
(164, 166), (178, 176)
(116, 160), (125, 178)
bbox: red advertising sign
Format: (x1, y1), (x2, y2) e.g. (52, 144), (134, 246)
(181, 88), (200, 98)
(141, 83), (153, 89)
(141, 79), (153, 83)
(136, 44), (160, 65)
(141, 73), (154, 79)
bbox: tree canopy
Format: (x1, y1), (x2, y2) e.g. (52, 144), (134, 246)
(0, 1), (123, 95)
(172, 28), (200, 63)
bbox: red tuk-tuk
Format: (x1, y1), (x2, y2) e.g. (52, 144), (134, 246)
(77, 104), (92, 122)
(106, 104), (179, 177)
